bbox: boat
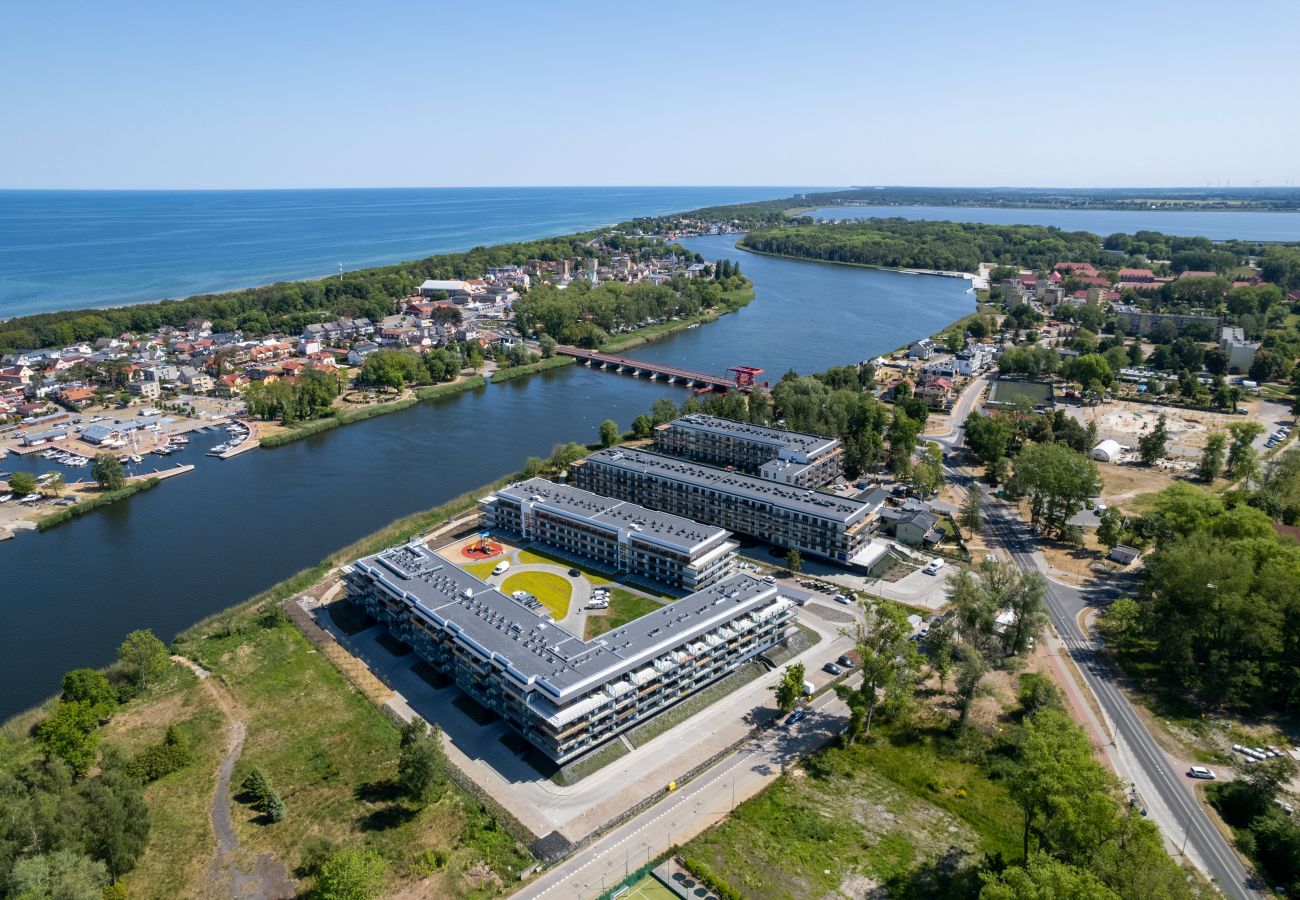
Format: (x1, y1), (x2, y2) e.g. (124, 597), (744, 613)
(170, 435), (189, 444)
(0, 494), (13, 503)
(20, 493), (42, 503)
(152, 446), (173, 456)
(687, 323), (700, 329)
(130, 454), (143, 464)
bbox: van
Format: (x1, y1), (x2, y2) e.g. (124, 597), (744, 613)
(491, 560), (511, 576)
(923, 559), (945, 576)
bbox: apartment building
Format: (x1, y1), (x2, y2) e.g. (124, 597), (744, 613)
(481, 478), (738, 591)
(572, 448), (874, 564)
(345, 543), (797, 763)
(1112, 305), (1220, 337)
(653, 414), (844, 488)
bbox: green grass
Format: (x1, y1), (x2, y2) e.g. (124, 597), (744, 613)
(490, 355), (575, 383)
(584, 590), (667, 639)
(500, 571), (572, 619)
(682, 727), (1022, 899)
(35, 477), (162, 530)
(616, 872), (677, 900)
(550, 737), (631, 786)
(462, 559), (502, 580)
(516, 548), (612, 583)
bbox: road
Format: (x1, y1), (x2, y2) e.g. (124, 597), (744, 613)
(513, 679), (857, 899)
(934, 379), (1260, 899)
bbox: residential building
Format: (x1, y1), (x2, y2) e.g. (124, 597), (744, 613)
(653, 414), (844, 488)
(56, 386), (96, 409)
(907, 338), (936, 360)
(572, 448), (875, 564)
(1111, 306), (1220, 337)
(345, 543), (797, 763)
(917, 377), (954, 409)
(128, 380), (160, 401)
(954, 343), (997, 376)
(878, 502), (942, 547)
(1218, 326), (1260, 373)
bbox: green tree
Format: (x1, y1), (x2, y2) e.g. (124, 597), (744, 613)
(1197, 432), (1227, 482)
(8, 849), (109, 900)
(954, 648), (990, 728)
(1096, 598), (1141, 656)
(1137, 413), (1169, 466)
(1013, 443), (1100, 538)
(980, 853), (1120, 900)
(909, 442), (944, 497)
(91, 454), (126, 491)
(116, 630), (169, 690)
(771, 663), (807, 713)
(650, 397), (679, 426)
(242, 768), (272, 807)
(1095, 507), (1125, 553)
(315, 849), (389, 900)
(631, 414), (654, 439)
(947, 556), (1048, 657)
(8, 469), (38, 495)
(397, 720), (448, 804)
(34, 701), (101, 778)
(598, 419), (620, 448)
(60, 668), (117, 721)
(785, 548), (802, 573)
(1062, 353), (1114, 390)
(1226, 421), (1264, 482)
(835, 603), (920, 743)
(77, 767), (151, 880)
(959, 483), (984, 537)
(538, 334), (557, 358)
(128, 724), (195, 782)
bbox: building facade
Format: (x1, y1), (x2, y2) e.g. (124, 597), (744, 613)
(1112, 305), (1221, 337)
(572, 448), (874, 563)
(345, 543), (796, 763)
(482, 478), (738, 591)
(654, 414), (844, 488)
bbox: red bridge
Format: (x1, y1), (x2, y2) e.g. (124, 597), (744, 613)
(557, 346), (765, 393)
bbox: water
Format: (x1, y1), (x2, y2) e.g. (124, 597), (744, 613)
(806, 205), (1300, 242)
(0, 235), (971, 719)
(0, 187), (806, 317)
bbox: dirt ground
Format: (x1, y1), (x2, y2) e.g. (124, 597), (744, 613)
(1096, 462), (1184, 513)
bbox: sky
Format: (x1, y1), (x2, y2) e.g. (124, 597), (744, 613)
(2, 0), (1298, 190)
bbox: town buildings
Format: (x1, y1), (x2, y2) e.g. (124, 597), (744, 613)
(653, 414), (844, 488)
(572, 447), (875, 564)
(1218, 326), (1260, 373)
(481, 478), (738, 592)
(345, 542), (797, 763)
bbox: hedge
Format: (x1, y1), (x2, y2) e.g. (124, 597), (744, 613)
(36, 478), (162, 531)
(682, 856), (742, 900)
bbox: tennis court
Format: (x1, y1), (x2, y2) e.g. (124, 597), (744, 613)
(609, 872), (678, 900)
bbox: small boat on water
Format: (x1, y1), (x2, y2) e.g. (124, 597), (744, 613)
(170, 435), (189, 444)
(130, 454), (143, 464)
(152, 446), (173, 456)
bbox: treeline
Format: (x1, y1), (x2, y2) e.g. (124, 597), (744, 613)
(1099, 482), (1300, 713)
(0, 231), (609, 352)
(513, 266), (750, 348)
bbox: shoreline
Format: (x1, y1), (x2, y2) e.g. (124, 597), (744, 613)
(734, 240), (980, 283)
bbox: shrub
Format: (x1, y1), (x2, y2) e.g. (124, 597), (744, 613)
(128, 725), (196, 782)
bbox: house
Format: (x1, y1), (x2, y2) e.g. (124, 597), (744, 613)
(1118, 268), (1156, 284)
(907, 338), (936, 360)
(347, 341), (380, 366)
(178, 367), (214, 393)
(418, 279), (471, 297)
(917, 377), (954, 409)
(215, 373), (249, 397)
(0, 365), (34, 387)
(879, 501), (943, 547)
(144, 363), (180, 383)
(1109, 545), (1141, 566)
(80, 423), (124, 445)
(1054, 262), (1100, 278)
(128, 380), (161, 401)
(954, 344), (996, 376)
(56, 386), (97, 410)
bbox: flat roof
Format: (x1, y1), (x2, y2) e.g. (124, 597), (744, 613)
(494, 478), (730, 556)
(578, 448), (871, 526)
(351, 542), (792, 701)
(662, 413), (839, 459)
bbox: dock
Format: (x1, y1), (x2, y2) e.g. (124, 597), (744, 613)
(129, 463), (194, 482)
(218, 420), (259, 459)
(556, 346), (765, 392)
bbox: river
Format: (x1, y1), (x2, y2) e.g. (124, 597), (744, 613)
(806, 205), (1300, 242)
(0, 235), (972, 718)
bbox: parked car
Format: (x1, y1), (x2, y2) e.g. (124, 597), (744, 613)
(568, 568), (581, 577)
(1187, 766), (1217, 780)
(823, 662), (843, 676)
(492, 560), (511, 576)
(786, 709), (806, 726)
(836, 655), (855, 668)
(762, 575), (776, 584)
(833, 593), (852, 604)
(923, 559), (945, 576)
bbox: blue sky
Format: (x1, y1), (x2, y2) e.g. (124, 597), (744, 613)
(2, 0), (1297, 189)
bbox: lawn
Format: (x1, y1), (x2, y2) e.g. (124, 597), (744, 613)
(463, 558), (503, 580)
(583, 589), (666, 639)
(501, 571), (573, 619)
(682, 727), (1022, 899)
(516, 548), (612, 584)
(617, 872), (678, 900)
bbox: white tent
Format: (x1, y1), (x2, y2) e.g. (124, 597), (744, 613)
(1090, 439), (1122, 463)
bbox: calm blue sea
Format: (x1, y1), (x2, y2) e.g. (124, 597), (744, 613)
(807, 205), (1300, 242)
(0, 186), (807, 318)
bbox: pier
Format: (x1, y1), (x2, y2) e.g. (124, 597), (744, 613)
(556, 346), (765, 392)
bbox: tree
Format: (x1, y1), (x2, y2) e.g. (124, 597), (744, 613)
(771, 663), (807, 713)
(598, 419), (620, 448)
(242, 768), (272, 806)
(8, 470), (38, 495)
(128, 724), (195, 782)
(954, 648), (989, 728)
(116, 630), (169, 690)
(538, 334), (557, 358)
(1096, 598), (1141, 655)
(521, 456), (545, 478)
(835, 603), (920, 743)
(980, 853), (1120, 900)
(1095, 508), (1125, 553)
(397, 720), (447, 804)
(785, 548), (802, 573)
(1226, 421), (1264, 483)
(959, 484), (984, 537)
(8, 850), (109, 900)
(1062, 353), (1114, 390)
(77, 767), (151, 880)
(34, 701), (101, 778)
(651, 397), (679, 426)
(910, 442), (944, 497)
(1136, 413), (1169, 466)
(60, 668), (116, 721)
(91, 454), (126, 491)
(947, 556), (1047, 657)
(315, 849), (389, 900)
(631, 414), (654, 440)
(1013, 443), (1100, 538)
(41, 472), (66, 497)
(1198, 432), (1227, 482)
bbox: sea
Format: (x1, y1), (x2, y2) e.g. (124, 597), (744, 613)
(0, 186), (809, 318)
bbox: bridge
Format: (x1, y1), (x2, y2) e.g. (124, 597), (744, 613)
(556, 346), (765, 393)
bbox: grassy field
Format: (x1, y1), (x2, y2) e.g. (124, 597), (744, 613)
(682, 727), (1022, 899)
(584, 590), (666, 639)
(463, 558), (502, 580)
(516, 548), (612, 584)
(500, 571), (572, 619)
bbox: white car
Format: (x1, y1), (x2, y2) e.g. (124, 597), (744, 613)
(1187, 766), (1217, 780)
(923, 559), (945, 576)
(491, 560), (511, 576)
